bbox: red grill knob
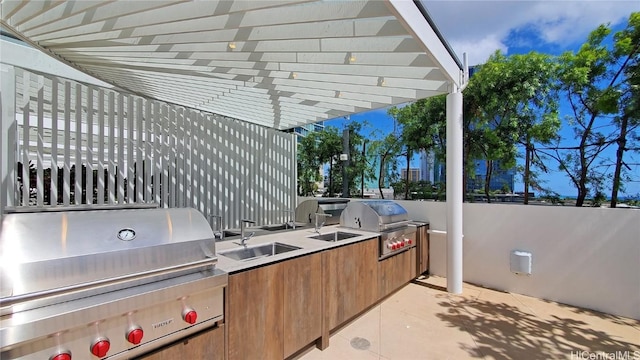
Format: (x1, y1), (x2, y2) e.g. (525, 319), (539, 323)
(50, 353), (72, 360)
(127, 327), (144, 345)
(90, 338), (110, 358)
(183, 309), (198, 324)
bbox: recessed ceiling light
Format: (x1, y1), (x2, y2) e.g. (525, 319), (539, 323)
(228, 42), (236, 49)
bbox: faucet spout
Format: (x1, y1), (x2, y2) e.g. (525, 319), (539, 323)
(209, 214), (224, 240)
(284, 209), (296, 229)
(314, 213), (332, 234)
(240, 219), (256, 246)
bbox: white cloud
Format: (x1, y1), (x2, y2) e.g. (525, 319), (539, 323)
(448, 35), (508, 66)
(424, 0), (640, 65)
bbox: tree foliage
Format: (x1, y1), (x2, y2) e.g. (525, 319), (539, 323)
(464, 51), (560, 203)
(546, 13), (640, 206)
(389, 96), (447, 199)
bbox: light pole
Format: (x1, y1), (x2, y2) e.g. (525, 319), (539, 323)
(341, 129), (349, 198)
(361, 139), (367, 198)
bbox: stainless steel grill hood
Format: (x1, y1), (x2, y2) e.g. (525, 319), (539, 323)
(1, 207), (216, 303)
(340, 200), (409, 232)
(1, 207), (227, 360)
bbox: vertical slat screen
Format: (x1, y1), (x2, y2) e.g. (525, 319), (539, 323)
(21, 70), (30, 206)
(107, 92), (115, 204)
(63, 81), (71, 206)
(50, 77), (58, 206)
(74, 84), (82, 205)
(36, 75), (44, 207)
(5, 67), (297, 229)
(127, 96), (135, 204)
(86, 87), (94, 205)
(97, 89), (105, 205)
(117, 94), (125, 205)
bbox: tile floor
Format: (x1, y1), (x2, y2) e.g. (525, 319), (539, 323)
(295, 276), (640, 360)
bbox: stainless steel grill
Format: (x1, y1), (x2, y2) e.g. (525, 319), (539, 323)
(340, 200), (416, 259)
(0, 207), (227, 360)
(295, 198), (350, 226)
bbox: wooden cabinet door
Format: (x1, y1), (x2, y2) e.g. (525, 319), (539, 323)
(283, 252), (322, 358)
(324, 243), (356, 330)
(378, 249), (414, 299)
(227, 263), (284, 360)
(324, 238), (378, 331)
(138, 325), (225, 360)
(355, 239), (379, 309)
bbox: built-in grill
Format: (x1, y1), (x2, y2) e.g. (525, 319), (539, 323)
(0, 207), (227, 360)
(339, 200), (416, 259)
(295, 198), (350, 226)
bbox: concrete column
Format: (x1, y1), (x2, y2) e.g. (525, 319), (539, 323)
(446, 89), (463, 294)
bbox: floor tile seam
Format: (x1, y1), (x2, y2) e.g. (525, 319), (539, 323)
(508, 292), (542, 318)
(447, 289), (490, 360)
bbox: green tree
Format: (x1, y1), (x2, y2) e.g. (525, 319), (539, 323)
(465, 51), (560, 204)
(297, 133), (322, 196)
(611, 12), (640, 207)
(316, 127), (342, 196)
(550, 18), (638, 206)
(389, 96), (447, 200)
(368, 133), (402, 199)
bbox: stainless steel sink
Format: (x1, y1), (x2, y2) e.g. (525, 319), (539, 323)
(308, 231), (361, 242)
(218, 242), (301, 261)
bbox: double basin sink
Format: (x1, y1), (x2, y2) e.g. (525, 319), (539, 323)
(218, 231), (361, 262)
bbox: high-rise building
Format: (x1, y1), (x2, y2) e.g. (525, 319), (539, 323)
(467, 160), (515, 192)
(419, 150), (445, 184)
(401, 168), (420, 182)
(287, 122), (325, 143)
(419, 150), (432, 182)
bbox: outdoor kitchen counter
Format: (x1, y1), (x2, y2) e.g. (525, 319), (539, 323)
(214, 224), (380, 273)
(217, 222), (430, 360)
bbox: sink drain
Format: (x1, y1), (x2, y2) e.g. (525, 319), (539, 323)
(350, 337), (371, 350)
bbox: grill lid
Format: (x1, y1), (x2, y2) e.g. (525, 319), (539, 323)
(0, 207), (216, 304)
(340, 200), (409, 231)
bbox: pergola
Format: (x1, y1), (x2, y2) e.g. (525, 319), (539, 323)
(1, 0), (465, 293)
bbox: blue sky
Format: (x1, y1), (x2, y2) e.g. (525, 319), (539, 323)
(327, 1), (640, 198)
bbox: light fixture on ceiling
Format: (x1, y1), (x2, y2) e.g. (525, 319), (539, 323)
(290, 72), (298, 79)
(335, 90), (342, 98)
(228, 42), (236, 49)
(348, 52), (356, 64)
(378, 77), (386, 86)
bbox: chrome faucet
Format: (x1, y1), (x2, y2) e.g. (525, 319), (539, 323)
(314, 213), (332, 234)
(240, 219), (256, 246)
(209, 214), (223, 240)
(284, 209), (296, 229)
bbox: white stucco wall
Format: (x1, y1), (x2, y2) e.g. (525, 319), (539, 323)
(397, 200), (640, 320)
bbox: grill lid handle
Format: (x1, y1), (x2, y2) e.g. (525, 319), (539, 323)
(0, 257), (217, 309)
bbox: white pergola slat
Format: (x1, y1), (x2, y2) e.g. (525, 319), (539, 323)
(1, 0), (462, 130)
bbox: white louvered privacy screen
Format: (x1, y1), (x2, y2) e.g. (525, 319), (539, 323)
(2, 66), (296, 228)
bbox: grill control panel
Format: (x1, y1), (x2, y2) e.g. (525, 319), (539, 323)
(379, 229), (417, 260)
(5, 279), (225, 360)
